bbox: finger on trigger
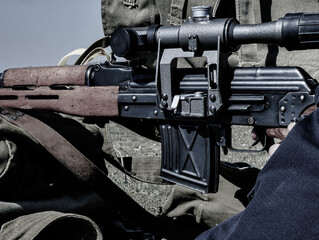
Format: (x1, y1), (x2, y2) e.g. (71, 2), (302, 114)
(266, 128), (287, 140)
(251, 129), (257, 140)
(301, 105), (317, 115)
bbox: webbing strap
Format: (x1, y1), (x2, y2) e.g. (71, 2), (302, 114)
(0, 108), (157, 230)
(235, 0), (259, 66)
(74, 37), (110, 65)
(212, 0), (221, 17)
(58, 48), (87, 66)
(169, 0), (187, 25)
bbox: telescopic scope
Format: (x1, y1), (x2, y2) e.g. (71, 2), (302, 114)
(110, 6), (319, 57)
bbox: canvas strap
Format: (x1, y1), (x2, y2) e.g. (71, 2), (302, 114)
(74, 37), (110, 65)
(235, 0), (259, 66)
(0, 107), (157, 231)
(169, 0), (187, 25)
(0, 107), (207, 238)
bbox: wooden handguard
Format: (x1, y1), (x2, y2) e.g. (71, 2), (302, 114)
(0, 66), (119, 117)
(3, 65), (89, 86)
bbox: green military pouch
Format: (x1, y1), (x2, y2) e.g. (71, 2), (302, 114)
(101, 0), (222, 36)
(101, 0), (160, 36)
(232, 0), (319, 80)
(0, 211), (102, 240)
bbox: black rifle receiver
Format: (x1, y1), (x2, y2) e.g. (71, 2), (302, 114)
(1, 8), (318, 193)
(106, 7), (319, 193)
(106, 7), (319, 192)
(106, 6), (319, 192)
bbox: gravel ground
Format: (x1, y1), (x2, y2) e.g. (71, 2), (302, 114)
(106, 122), (270, 215)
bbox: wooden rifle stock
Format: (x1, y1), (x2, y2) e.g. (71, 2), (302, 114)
(0, 66), (119, 117)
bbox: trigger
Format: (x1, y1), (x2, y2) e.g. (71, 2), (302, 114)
(251, 138), (260, 147)
(250, 128), (264, 147)
(252, 127), (274, 152)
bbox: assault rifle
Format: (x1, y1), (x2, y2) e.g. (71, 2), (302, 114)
(0, 8), (318, 193)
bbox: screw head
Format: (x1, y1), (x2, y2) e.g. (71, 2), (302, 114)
(194, 92), (204, 97)
(209, 94), (216, 102)
(162, 93), (168, 101)
(161, 100), (168, 108)
(153, 109), (158, 116)
(247, 117), (255, 125)
(94, 64), (101, 72)
(124, 106), (129, 111)
(280, 106), (286, 112)
(132, 95), (137, 101)
(300, 95), (305, 102)
(209, 106), (216, 114)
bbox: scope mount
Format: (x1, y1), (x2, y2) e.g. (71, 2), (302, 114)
(156, 7), (230, 118)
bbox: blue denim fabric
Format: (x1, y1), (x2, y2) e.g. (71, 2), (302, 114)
(197, 93), (319, 239)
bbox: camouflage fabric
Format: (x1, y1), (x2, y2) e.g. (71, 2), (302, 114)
(2, 0), (319, 239)
(101, 0), (160, 36)
(230, 0), (319, 80)
(101, 0), (319, 79)
(99, 0), (253, 232)
(0, 211), (102, 240)
(160, 0), (219, 26)
(156, 0), (319, 233)
(101, 0), (219, 35)
(0, 112), (108, 239)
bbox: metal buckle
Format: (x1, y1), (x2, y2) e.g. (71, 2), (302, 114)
(122, 0), (138, 9)
(0, 107), (24, 121)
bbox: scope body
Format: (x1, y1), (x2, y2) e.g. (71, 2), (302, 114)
(110, 12), (319, 57)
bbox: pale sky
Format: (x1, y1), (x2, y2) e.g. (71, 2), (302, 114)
(0, 0), (104, 72)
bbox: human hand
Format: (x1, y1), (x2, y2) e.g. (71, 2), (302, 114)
(252, 105), (317, 156)
(267, 122), (295, 156)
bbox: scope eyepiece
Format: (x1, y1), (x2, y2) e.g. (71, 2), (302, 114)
(281, 13), (319, 50)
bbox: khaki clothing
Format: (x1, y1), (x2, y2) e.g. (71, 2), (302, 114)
(0, 113), (107, 239)
(1, 211), (102, 240)
(230, 0), (319, 81)
(2, 0), (319, 239)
